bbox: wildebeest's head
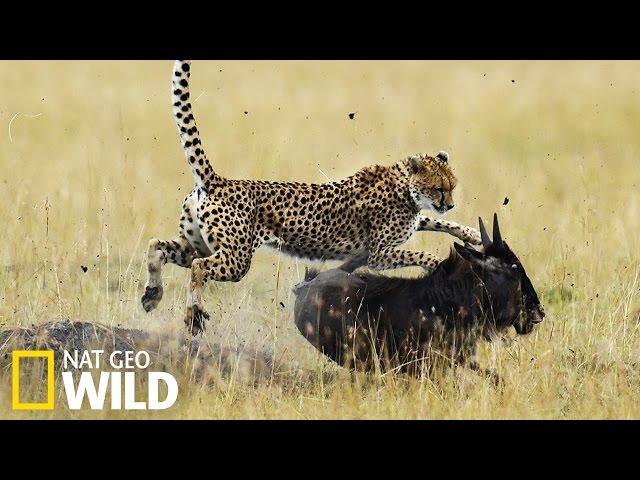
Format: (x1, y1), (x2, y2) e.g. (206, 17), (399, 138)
(454, 213), (545, 336)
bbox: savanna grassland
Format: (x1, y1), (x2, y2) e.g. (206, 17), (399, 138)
(1, 61), (640, 419)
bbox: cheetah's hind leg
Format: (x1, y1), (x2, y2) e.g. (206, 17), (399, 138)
(185, 242), (256, 335)
(142, 236), (196, 312)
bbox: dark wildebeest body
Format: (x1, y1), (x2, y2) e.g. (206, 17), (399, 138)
(293, 214), (544, 381)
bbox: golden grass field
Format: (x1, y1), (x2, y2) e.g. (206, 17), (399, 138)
(1, 60), (640, 419)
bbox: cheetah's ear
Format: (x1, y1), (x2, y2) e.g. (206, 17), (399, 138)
(436, 151), (449, 163)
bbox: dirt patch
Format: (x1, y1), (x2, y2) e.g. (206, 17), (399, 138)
(0, 320), (275, 385)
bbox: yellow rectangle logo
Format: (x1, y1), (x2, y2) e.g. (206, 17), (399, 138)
(12, 350), (55, 410)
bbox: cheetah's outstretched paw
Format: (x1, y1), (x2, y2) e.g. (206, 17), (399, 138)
(464, 227), (483, 246)
(185, 305), (209, 335)
(141, 285), (163, 312)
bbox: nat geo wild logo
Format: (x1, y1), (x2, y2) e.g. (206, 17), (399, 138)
(12, 349), (178, 411)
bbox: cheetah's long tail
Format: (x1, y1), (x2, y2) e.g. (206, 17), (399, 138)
(172, 60), (216, 190)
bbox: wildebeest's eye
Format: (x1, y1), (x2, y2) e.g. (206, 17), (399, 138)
(511, 264), (518, 270)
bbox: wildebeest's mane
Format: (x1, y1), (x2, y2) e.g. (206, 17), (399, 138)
(352, 248), (470, 299)
(303, 268), (322, 282)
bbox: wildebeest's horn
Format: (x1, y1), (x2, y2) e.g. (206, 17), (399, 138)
(492, 212), (504, 249)
(478, 217), (491, 248)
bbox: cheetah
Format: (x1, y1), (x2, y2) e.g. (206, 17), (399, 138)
(142, 60), (482, 334)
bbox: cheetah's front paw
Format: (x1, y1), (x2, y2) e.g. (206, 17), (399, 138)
(184, 305), (210, 335)
(141, 285), (163, 312)
(464, 227), (483, 246)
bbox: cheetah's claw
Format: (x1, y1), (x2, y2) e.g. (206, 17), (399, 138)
(185, 305), (209, 335)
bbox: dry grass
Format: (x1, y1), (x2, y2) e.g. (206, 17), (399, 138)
(1, 60), (640, 419)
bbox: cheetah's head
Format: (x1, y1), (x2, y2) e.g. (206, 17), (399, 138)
(406, 151), (457, 214)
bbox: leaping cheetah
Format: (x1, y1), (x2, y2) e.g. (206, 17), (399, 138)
(142, 60), (482, 334)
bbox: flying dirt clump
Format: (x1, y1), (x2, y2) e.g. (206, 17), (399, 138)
(0, 320), (275, 386)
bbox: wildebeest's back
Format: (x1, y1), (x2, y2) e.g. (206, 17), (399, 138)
(293, 269), (434, 371)
(294, 269), (367, 366)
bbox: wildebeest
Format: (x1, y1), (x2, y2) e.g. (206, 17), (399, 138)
(293, 214), (544, 382)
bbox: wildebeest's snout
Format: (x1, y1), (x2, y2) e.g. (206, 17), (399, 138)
(530, 307), (545, 323)
(513, 305), (545, 335)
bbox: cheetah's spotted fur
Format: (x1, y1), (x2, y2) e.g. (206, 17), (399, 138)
(142, 60), (482, 334)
